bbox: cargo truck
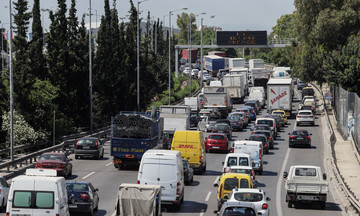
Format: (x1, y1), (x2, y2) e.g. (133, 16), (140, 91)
(229, 58), (246, 69)
(249, 59), (269, 88)
(229, 68), (249, 95)
(222, 74), (245, 103)
(204, 55), (225, 76)
(111, 112), (160, 169)
(267, 78), (293, 117)
(203, 86), (232, 118)
(182, 49), (197, 63)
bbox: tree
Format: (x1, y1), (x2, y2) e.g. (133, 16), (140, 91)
(176, 12), (196, 45)
(272, 13), (297, 38)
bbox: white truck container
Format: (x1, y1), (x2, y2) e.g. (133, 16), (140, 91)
(159, 105), (191, 138)
(267, 78), (293, 117)
(184, 97), (198, 112)
(232, 140), (263, 175)
(249, 59), (269, 88)
(283, 165), (328, 209)
(249, 59), (265, 69)
(249, 90), (265, 108)
(272, 67), (290, 78)
(203, 86), (232, 117)
(223, 74), (245, 103)
(229, 69), (248, 95)
(229, 58), (246, 69)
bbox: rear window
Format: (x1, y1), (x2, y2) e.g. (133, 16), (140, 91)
(272, 112), (283, 115)
(209, 135), (225, 140)
(39, 154), (64, 161)
(254, 131), (270, 137)
(141, 163), (177, 182)
(249, 136), (265, 143)
(257, 120), (272, 126)
(233, 192), (263, 202)
(13, 191), (54, 209)
(223, 207), (256, 216)
(230, 169), (251, 175)
(66, 183), (89, 191)
(224, 178), (238, 191)
(292, 130), (309, 136)
(228, 115), (240, 121)
(299, 112), (312, 116)
(214, 125), (229, 130)
(295, 168), (316, 176)
(77, 139), (97, 146)
(254, 125), (270, 130)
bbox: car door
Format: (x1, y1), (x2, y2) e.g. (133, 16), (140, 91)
(89, 183), (98, 210)
(65, 156), (72, 175)
(98, 139), (104, 156)
(0, 177), (9, 205)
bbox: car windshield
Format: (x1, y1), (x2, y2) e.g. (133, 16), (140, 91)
(233, 192), (263, 202)
(209, 135), (225, 140)
(223, 207), (256, 216)
(39, 154), (64, 161)
(66, 183), (89, 191)
(294, 168), (317, 176)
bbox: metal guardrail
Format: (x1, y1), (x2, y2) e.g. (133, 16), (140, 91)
(312, 82), (360, 213)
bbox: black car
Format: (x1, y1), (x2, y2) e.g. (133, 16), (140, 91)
(75, 137), (104, 159)
(288, 129), (312, 148)
(253, 130), (274, 149)
(182, 159), (194, 185)
(66, 181), (99, 215)
(249, 134), (270, 154)
(244, 101), (259, 114)
(297, 81), (308, 90)
(247, 100), (261, 112)
(213, 123), (232, 140)
(190, 112), (200, 127)
(301, 87), (315, 98)
(227, 115), (243, 131)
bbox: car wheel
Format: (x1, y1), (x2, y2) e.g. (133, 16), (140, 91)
(75, 155), (79, 159)
(88, 206), (94, 216)
(320, 201), (326, 210)
(95, 153), (100, 160)
(312, 122), (315, 126)
(101, 150), (104, 158)
(191, 175), (194, 183)
(206, 149), (210, 153)
(94, 198), (99, 211)
(69, 168), (72, 177)
(288, 200), (293, 208)
(289, 143), (292, 148)
(203, 164), (206, 172)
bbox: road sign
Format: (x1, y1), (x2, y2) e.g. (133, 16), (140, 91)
(324, 92), (332, 100)
(216, 31), (267, 46)
(182, 80), (188, 87)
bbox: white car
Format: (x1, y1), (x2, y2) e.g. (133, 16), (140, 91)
(183, 68), (191, 76)
(0, 176), (9, 210)
(191, 69), (199, 77)
(202, 74), (211, 82)
(296, 110), (315, 126)
(197, 70), (209, 79)
(228, 188), (271, 216)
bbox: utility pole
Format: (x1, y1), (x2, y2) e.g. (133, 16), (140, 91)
(89, 0), (93, 134)
(9, 0), (14, 162)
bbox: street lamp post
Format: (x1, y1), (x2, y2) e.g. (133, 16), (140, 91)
(89, 0), (93, 134)
(9, 0), (14, 162)
(200, 15), (215, 87)
(168, 7), (188, 105)
(137, 0), (148, 112)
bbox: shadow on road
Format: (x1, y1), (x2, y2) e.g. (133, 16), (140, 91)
(163, 201), (208, 213)
(294, 201), (342, 211)
(261, 170), (278, 176)
(203, 170), (223, 176)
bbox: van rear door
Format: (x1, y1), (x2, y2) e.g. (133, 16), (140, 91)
(172, 132), (200, 168)
(33, 178), (57, 215)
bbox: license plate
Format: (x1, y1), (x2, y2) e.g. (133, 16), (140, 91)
(83, 146), (90, 149)
(297, 137), (304, 140)
(299, 195), (314, 200)
(69, 204), (78, 208)
(212, 146), (220, 149)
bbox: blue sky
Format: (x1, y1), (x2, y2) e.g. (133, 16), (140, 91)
(0, 0), (295, 33)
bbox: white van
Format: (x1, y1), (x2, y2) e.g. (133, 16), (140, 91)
(6, 169), (69, 216)
(233, 140), (264, 175)
(222, 153), (251, 173)
(138, 150), (184, 208)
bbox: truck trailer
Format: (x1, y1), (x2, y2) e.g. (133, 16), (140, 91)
(267, 78), (293, 117)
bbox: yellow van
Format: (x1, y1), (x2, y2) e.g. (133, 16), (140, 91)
(171, 130), (206, 174)
(214, 173), (254, 210)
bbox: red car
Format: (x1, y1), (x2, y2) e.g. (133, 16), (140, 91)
(205, 133), (230, 153)
(36, 152), (73, 178)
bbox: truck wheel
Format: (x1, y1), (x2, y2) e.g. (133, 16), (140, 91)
(206, 149), (210, 153)
(320, 202), (326, 210)
(75, 155), (79, 159)
(288, 200), (293, 208)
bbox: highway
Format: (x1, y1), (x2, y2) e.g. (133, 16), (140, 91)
(0, 88), (345, 216)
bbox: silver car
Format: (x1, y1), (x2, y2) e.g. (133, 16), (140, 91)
(296, 110), (315, 126)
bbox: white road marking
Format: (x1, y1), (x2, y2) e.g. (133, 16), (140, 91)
(105, 162), (112, 167)
(205, 191), (212, 202)
(82, 171), (95, 179)
(213, 176), (220, 185)
(199, 209), (205, 216)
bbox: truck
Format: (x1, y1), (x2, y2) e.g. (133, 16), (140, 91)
(159, 105), (191, 142)
(267, 78), (293, 117)
(229, 58), (246, 70)
(229, 68), (249, 95)
(182, 49), (197, 63)
(283, 165), (328, 209)
(204, 55), (225, 76)
(208, 51), (226, 57)
(184, 97), (198, 112)
(203, 86), (232, 118)
(222, 74), (245, 103)
(110, 112), (160, 169)
(249, 59), (269, 88)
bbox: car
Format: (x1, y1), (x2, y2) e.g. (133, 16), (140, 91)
(66, 181), (99, 215)
(179, 65), (185, 72)
(191, 69), (199, 77)
(241, 106), (256, 121)
(183, 68), (191, 76)
(227, 115), (243, 131)
(202, 74), (211, 82)
(255, 118), (277, 138)
(198, 70), (209, 79)
(252, 124), (271, 132)
(300, 105), (316, 114)
(249, 134), (270, 154)
(271, 109), (288, 124)
(297, 80), (308, 90)
(75, 137), (104, 159)
(236, 108), (251, 122)
(0, 176), (9, 211)
(302, 95), (315, 103)
(205, 133), (230, 153)
(302, 86), (315, 98)
(216, 119), (232, 128)
(227, 188), (271, 216)
(213, 123), (232, 140)
(264, 114), (282, 130)
(228, 165), (257, 182)
(245, 101), (259, 114)
(190, 112), (200, 127)
(296, 110), (315, 126)
(231, 112), (249, 127)
(248, 100), (261, 112)
(182, 159), (194, 185)
(217, 201), (260, 216)
(288, 129), (312, 148)
(36, 152), (73, 178)
(252, 130), (274, 149)
(206, 115), (220, 132)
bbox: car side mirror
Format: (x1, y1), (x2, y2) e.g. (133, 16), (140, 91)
(224, 194), (229, 200)
(310, 134), (313, 136)
(288, 133), (290, 135)
(266, 197), (271, 201)
(283, 172), (288, 178)
(96, 188), (99, 191)
(222, 162), (224, 166)
(214, 183), (219, 187)
(213, 210), (219, 215)
(258, 212), (262, 215)
(205, 137), (208, 140)
(323, 173), (327, 180)
(69, 158), (73, 161)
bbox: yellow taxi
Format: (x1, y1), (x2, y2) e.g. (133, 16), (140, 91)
(214, 173), (254, 210)
(272, 109), (288, 124)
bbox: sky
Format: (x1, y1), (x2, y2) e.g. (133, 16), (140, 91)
(0, 0), (296, 34)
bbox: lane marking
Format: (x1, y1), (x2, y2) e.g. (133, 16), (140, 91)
(105, 162), (112, 167)
(213, 176), (220, 185)
(82, 171), (95, 179)
(205, 191), (212, 202)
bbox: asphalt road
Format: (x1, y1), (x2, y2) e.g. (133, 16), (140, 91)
(0, 88), (346, 216)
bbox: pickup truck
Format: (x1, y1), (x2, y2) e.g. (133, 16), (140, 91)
(283, 165), (328, 209)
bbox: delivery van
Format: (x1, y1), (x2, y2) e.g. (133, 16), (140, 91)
(6, 168), (70, 216)
(222, 153), (251, 173)
(171, 130), (207, 174)
(214, 173), (254, 210)
(137, 150), (184, 209)
(233, 140), (264, 175)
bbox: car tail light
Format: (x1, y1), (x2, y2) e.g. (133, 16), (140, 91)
(297, 115), (300, 118)
(35, 163), (41, 168)
(95, 140), (98, 149)
(264, 144), (268, 147)
(80, 193), (90, 199)
(232, 148), (234, 153)
(176, 182), (181, 195)
(137, 180), (140, 184)
(273, 123), (275, 127)
(164, 138), (168, 142)
(243, 118), (245, 121)
(226, 130), (229, 132)
(269, 137), (272, 140)
(251, 131), (254, 134)
(290, 135), (295, 139)
(259, 149), (262, 160)
(238, 121), (241, 124)
(75, 139), (80, 148)
(309, 115), (313, 118)
(219, 183), (223, 198)
(6, 213), (9, 216)
(262, 203), (268, 209)
(58, 164), (65, 168)
(306, 136), (310, 139)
